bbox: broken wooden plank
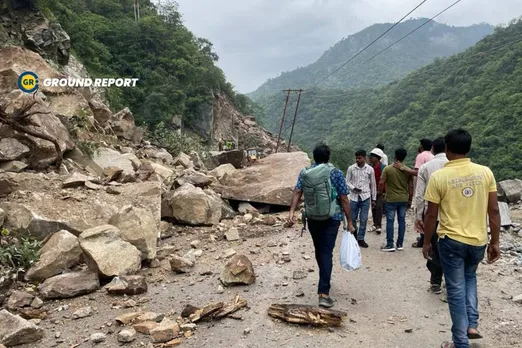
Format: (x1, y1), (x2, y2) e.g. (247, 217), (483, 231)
(267, 304), (347, 327)
(189, 302), (224, 323)
(213, 295), (247, 319)
(182, 295), (248, 323)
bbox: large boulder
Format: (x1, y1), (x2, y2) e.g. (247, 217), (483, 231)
(37, 269), (100, 300)
(209, 150), (245, 169)
(168, 184), (221, 226)
(209, 163), (236, 181)
(110, 108), (137, 141)
(78, 225), (142, 278)
(108, 205), (158, 260)
(106, 275), (147, 296)
(92, 148), (137, 179)
(220, 255), (256, 287)
(0, 138), (29, 161)
(0, 90), (75, 168)
(175, 170), (212, 188)
(213, 152), (310, 206)
(0, 309), (44, 346)
(0, 161), (27, 173)
(89, 97), (112, 125)
(25, 230), (83, 282)
(497, 179), (522, 203)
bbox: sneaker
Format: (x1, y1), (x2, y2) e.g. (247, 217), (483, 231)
(396, 245), (404, 251)
(368, 226), (376, 232)
(431, 284), (442, 294)
(375, 227), (382, 235)
(318, 296), (334, 308)
(358, 240), (369, 248)
(381, 245), (396, 252)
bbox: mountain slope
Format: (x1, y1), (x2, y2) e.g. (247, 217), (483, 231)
(256, 20), (522, 180)
(249, 19), (493, 100)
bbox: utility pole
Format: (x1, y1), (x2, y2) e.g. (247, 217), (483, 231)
(287, 89), (303, 152)
(275, 89), (291, 153)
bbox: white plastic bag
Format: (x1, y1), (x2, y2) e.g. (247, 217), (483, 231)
(340, 230), (362, 271)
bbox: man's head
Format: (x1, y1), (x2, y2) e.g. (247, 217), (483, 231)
(432, 137), (445, 155)
(394, 148), (408, 162)
(376, 143), (385, 151)
(445, 129), (471, 158)
(313, 144), (331, 164)
(355, 149), (366, 166)
(369, 148), (383, 165)
(419, 138), (433, 152)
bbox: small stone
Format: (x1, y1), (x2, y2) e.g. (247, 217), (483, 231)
(55, 332), (61, 339)
(180, 323), (197, 332)
(244, 328), (252, 335)
(115, 312), (141, 325)
(217, 285), (225, 294)
(513, 294), (522, 303)
(190, 240), (201, 248)
(405, 328), (413, 333)
(223, 248), (237, 258)
(30, 297), (44, 309)
(90, 332), (106, 344)
(72, 306), (92, 319)
(295, 289), (305, 297)
(243, 214), (253, 224)
(267, 241), (277, 247)
(200, 270), (213, 276)
(133, 321), (159, 335)
(123, 299), (137, 308)
(193, 249), (203, 257)
(118, 328), (137, 343)
(303, 255), (311, 260)
(150, 318), (180, 343)
(293, 270), (307, 280)
(225, 228), (240, 241)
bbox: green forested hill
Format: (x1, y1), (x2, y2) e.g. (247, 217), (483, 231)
(36, 0), (247, 131)
(257, 20), (522, 181)
(249, 19), (493, 100)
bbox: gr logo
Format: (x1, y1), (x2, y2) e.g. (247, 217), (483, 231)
(17, 71), (39, 93)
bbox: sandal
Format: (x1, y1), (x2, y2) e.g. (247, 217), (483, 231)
(468, 330), (483, 340)
(441, 342), (454, 348)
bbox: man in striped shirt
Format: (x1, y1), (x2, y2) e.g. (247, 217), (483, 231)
(346, 150), (377, 248)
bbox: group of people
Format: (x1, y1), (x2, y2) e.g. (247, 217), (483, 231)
(288, 129), (501, 348)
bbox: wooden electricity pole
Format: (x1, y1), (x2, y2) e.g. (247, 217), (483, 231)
(275, 89), (291, 153)
(287, 89), (303, 152)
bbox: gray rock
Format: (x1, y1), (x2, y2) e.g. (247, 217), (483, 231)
(293, 270), (308, 280)
(7, 291), (34, 311)
(0, 161), (28, 173)
(79, 225), (142, 278)
(238, 202), (258, 215)
(37, 269), (100, 300)
(108, 205), (158, 260)
(498, 202), (512, 227)
(110, 108), (137, 141)
(106, 276), (147, 296)
(168, 184), (221, 226)
(90, 332), (107, 344)
(173, 152), (193, 169)
(498, 179), (522, 203)
(30, 297), (43, 309)
(209, 163), (236, 181)
(26, 230), (83, 282)
(225, 227), (240, 241)
(513, 294), (522, 303)
(0, 138), (30, 161)
(72, 306), (92, 319)
(62, 172), (96, 188)
(0, 309), (44, 346)
(117, 328), (136, 343)
(169, 256), (194, 273)
(220, 254), (255, 287)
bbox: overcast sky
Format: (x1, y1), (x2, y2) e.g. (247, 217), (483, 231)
(173, 0), (522, 93)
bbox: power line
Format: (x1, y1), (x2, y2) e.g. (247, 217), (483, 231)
(307, 0), (430, 92)
(310, 33), (522, 100)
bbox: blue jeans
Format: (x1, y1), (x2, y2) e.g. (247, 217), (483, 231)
(439, 237), (486, 348)
(307, 218), (340, 295)
(385, 201), (407, 247)
(350, 198), (371, 241)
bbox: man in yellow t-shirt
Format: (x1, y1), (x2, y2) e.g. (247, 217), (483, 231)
(423, 129), (501, 348)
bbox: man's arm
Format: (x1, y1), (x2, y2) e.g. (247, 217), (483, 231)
(415, 167), (428, 222)
(289, 189), (303, 223)
(378, 167), (387, 194)
(392, 161), (418, 176)
(487, 191), (501, 263)
(338, 194), (355, 233)
(408, 175), (414, 207)
(369, 168), (377, 201)
(345, 165), (356, 191)
(422, 201), (439, 260)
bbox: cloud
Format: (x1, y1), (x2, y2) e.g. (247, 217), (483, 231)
(174, 0), (522, 92)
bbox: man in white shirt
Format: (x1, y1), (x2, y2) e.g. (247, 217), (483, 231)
(346, 150), (377, 248)
(415, 137), (448, 294)
(376, 143), (388, 166)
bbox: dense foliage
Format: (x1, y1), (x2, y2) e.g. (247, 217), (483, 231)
(257, 20), (522, 180)
(37, 0), (246, 133)
(249, 19), (493, 100)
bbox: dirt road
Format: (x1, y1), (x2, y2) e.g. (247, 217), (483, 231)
(21, 213), (522, 348)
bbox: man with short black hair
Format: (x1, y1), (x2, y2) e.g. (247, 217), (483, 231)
(414, 137), (448, 294)
(346, 150), (376, 248)
(288, 144), (355, 308)
(379, 148), (413, 252)
(423, 129), (501, 348)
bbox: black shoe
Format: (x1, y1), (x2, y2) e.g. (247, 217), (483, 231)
(357, 240), (369, 248)
(319, 296), (335, 308)
(431, 284), (442, 294)
(381, 245), (396, 252)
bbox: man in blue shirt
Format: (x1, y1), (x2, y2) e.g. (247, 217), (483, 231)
(288, 144), (355, 308)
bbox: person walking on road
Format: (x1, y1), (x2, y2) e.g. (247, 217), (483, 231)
(368, 148), (386, 234)
(423, 129), (501, 348)
(288, 144), (355, 308)
(414, 137), (448, 294)
(346, 150), (376, 248)
(379, 148), (413, 252)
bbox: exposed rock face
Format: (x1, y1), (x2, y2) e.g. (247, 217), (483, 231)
(108, 205), (158, 260)
(220, 254), (256, 286)
(25, 230), (82, 281)
(498, 179), (522, 203)
(168, 184), (221, 226)
(0, 309), (44, 346)
(37, 269), (100, 299)
(214, 152), (310, 206)
(78, 225), (142, 278)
